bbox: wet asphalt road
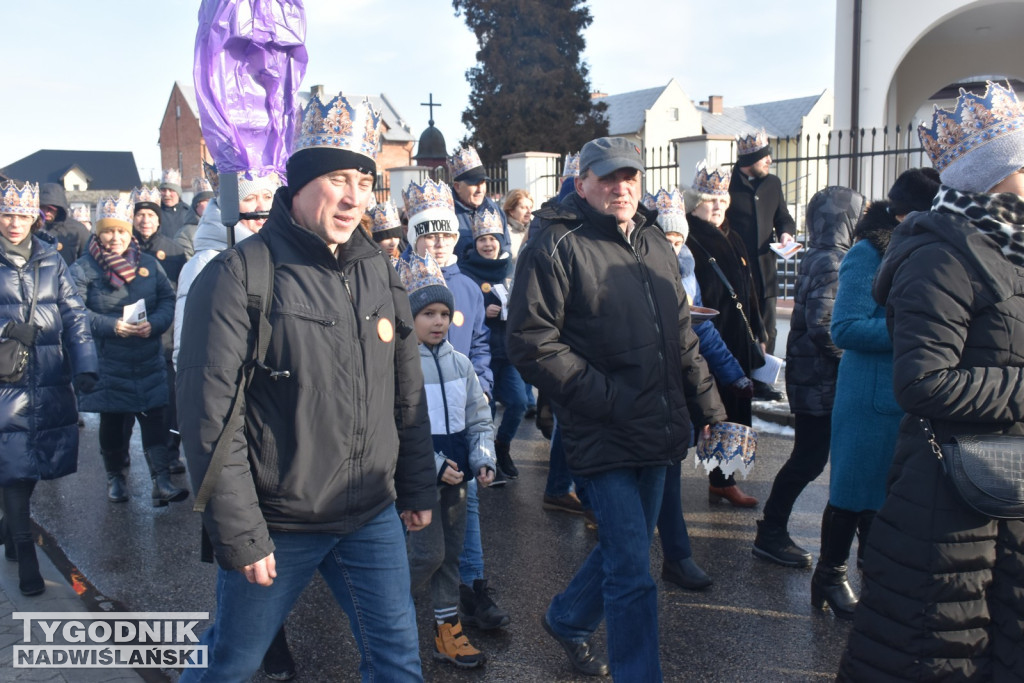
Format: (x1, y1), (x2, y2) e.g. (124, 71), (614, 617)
(26, 396), (857, 681)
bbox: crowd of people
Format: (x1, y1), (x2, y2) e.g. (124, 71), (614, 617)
(2, 78), (1024, 682)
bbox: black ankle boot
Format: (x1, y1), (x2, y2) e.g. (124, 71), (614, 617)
(856, 511), (875, 569)
(145, 448), (188, 507)
(495, 441), (518, 479)
(106, 473), (129, 503)
(16, 541), (45, 596)
(812, 504), (860, 619)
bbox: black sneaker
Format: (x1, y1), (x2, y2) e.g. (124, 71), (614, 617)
(541, 615), (609, 676)
(460, 579), (510, 630)
(752, 520), (812, 568)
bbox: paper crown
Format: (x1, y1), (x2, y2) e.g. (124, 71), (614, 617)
(192, 176), (214, 194)
(237, 171), (282, 201)
(736, 129), (770, 156)
(918, 80), (1024, 193)
(397, 252), (447, 295)
(160, 169), (182, 188)
(471, 208), (504, 240)
(368, 199), (402, 233)
(293, 91), (383, 163)
(130, 186), (161, 207)
(447, 145), (484, 179)
(561, 152), (580, 180)
(94, 195), (134, 230)
(0, 180), (40, 217)
(403, 179), (458, 246)
(692, 161), (731, 196)
(72, 205), (92, 223)
(642, 188), (688, 235)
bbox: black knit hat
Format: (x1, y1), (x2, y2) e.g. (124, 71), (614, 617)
(887, 167), (940, 216)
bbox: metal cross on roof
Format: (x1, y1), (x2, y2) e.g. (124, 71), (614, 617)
(420, 93), (442, 126)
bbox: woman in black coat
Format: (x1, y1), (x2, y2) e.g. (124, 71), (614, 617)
(70, 196), (186, 508)
(838, 81), (1024, 681)
(685, 164), (762, 507)
(0, 180), (97, 595)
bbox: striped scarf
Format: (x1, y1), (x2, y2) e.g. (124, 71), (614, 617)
(88, 235), (140, 289)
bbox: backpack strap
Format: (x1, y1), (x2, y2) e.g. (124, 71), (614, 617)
(193, 233), (277, 514)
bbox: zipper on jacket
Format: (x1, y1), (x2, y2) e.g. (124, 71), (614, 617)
(280, 312), (336, 327)
(431, 346), (452, 436)
(365, 300), (387, 322)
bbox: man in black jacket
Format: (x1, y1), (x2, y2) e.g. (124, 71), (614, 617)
(177, 93), (436, 682)
(727, 130), (796, 400)
(37, 183), (91, 265)
(507, 137), (726, 680)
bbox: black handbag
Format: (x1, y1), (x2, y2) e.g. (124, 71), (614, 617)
(922, 418), (1024, 520)
(0, 262), (40, 383)
(690, 238), (766, 369)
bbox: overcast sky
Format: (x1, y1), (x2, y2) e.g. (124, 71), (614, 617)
(3, 0), (835, 183)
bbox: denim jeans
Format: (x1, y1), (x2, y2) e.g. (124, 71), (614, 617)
(656, 460), (692, 562)
(458, 479), (484, 584)
(490, 358), (526, 444)
(180, 505), (422, 682)
(544, 420), (588, 506)
(409, 482), (468, 610)
(546, 465), (667, 681)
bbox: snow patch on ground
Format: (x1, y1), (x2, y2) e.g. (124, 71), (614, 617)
(752, 415), (795, 437)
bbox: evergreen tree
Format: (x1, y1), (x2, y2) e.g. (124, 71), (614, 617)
(452, 0), (608, 162)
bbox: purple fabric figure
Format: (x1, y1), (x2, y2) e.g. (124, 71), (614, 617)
(193, 0), (308, 179)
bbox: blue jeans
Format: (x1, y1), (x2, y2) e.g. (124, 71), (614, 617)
(544, 420), (588, 506)
(657, 460), (692, 562)
(458, 479), (484, 584)
(490, 358), (527, 444)
(547, 466), (667, 681)
(181, 505), (422, 682)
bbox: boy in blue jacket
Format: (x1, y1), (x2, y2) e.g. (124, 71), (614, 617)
(398, 253), (496, 669)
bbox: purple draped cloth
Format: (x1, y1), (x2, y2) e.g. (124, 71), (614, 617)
(193, 0), (307, 180)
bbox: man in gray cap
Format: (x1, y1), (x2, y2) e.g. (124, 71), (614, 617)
(508, 136), (726, 680)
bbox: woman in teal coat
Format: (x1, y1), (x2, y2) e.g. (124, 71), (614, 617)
(812, 200), (904, 619)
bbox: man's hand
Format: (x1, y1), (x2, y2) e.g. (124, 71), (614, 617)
(440, 459), (464, 485)
(485, 304), (501, 319)
(240, 553), (277, 586)
(134, 321), (153, 338)
(477, 467), (495, 487)
(699, 424), (713, 442)
(779, 232), (795, 247)
(401, 509), (432, 532)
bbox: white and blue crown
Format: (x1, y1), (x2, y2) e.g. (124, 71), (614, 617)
(642, 188), (688, 235)
(471, 208), (504, 240)
(368, 199), (402, 234)
(918, 80), (1024, 193)
(94, 195), (134, 231)
(0, 180), (40, 217)
(130, 186), (161, 207)
(403, 179), (458, 246)
(447, 145), (484, 179)
(736, 129), (770, 156)
(692, 161), (731, 197)
(294, 92), (383, 163)
(561, 152), (580, 180)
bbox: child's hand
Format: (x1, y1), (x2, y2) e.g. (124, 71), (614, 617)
(477, 467), (495, 487)
(441, 459), (464, 485)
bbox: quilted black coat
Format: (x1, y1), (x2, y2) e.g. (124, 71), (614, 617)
(838, 207), (1024, 681)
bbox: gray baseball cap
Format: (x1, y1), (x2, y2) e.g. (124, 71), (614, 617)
(579, 137), (645, 178)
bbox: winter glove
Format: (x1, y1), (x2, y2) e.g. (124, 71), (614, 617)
(728, 376), (755, 399)
(4, 322), (41, 347)
(74, 373), (99, 393)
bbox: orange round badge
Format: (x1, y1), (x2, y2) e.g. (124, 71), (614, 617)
(481, 282), (491, 294)
(377, 318), (394, 343)
(156, 250), (166, 260)
(137, 267), (150, 277)
(452, 311), (465, 327)
(57, 243), (63, 251)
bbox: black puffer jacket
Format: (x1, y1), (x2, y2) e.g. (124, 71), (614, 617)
(1, 238), (97, 485)
(37, 183), (90, 265)
(507, 193), (726, 476)
(71, 248), (174, 414)
(784, 186), (863, 415)
(838, 205), (1024, 681)
(176, 189), (436, 570)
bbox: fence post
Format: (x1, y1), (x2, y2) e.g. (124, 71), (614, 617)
(503, 152), (561, 204)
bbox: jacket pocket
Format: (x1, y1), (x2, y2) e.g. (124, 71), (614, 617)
(872, 363), (902, 416)
(253, 427), (281, 497)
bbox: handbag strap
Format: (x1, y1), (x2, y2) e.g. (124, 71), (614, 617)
(25, 262), (40, 325)
(919, 417), (945, 462)
(689, 237), (760, 346)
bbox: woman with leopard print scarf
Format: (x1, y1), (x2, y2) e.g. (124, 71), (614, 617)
(838, 82), (1024, 682)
